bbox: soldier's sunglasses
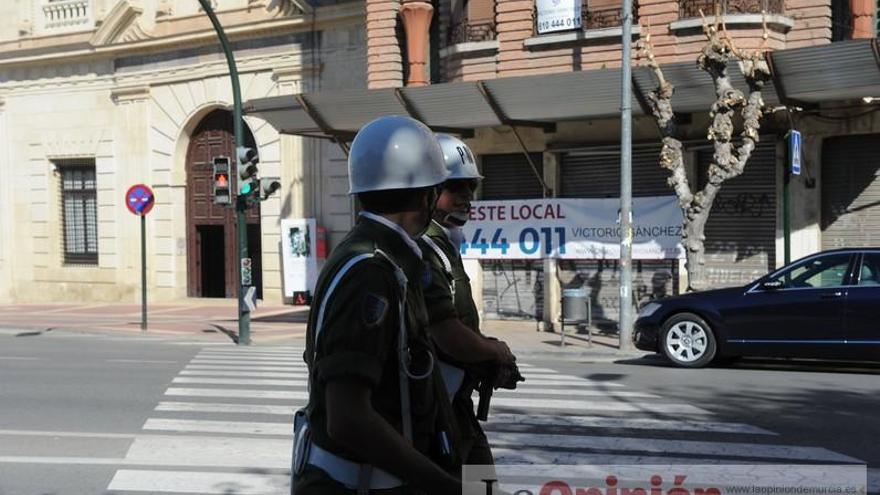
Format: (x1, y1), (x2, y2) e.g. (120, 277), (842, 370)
(442, 179), (478, 194)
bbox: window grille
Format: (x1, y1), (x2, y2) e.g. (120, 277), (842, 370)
(60, 164), (98, 265)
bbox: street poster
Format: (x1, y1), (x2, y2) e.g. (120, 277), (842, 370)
(460, 196), (684, 260)
(280, 218), (318, 297)
(536, 0), (582, 34)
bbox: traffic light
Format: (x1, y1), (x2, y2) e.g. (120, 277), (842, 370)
(237, 146), (259, 197)
(259, 178), (281, 200)
(212, 156), (231, 204)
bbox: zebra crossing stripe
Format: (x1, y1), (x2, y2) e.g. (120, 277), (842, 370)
(484, 413), (776, 435)
(108, 469), (289, 494)
(499, 388), (657, 398)
(492, 448), (864, 466)
(172, 377), (302, 387)
(523, 378), (624, 388)
(488, 396), (712, 414)
(143, 418), (291, 436)
(184, 365), (304, 372)
(122, 436), (291, 469)
(514, 378), (627, 387)
(195, 354), (301, 360)
(178, 370), (308, 378)
(487, 432), (859, 463)
(189, 359), (303, 366)
(164, 387), (308, 401)
(155, 401), (295, 415)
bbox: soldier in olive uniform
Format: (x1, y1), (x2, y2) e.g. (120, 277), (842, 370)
(293, 117), (463, 495)
(419, 134), (518, 468)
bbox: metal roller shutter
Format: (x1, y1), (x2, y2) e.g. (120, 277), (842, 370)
(698, 141), (778, 287)
(480, 153), (544, 321)
(822, 134), (880, 249)
(480, 153), (544, 199)
(559, 144), (669, 198)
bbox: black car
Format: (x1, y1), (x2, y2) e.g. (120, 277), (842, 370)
(634, 248), (880, 368)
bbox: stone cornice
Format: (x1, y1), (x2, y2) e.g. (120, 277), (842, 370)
(0, 51), (311, 95)
(110, 85), (151, 103)
(0, 1), (362, 68)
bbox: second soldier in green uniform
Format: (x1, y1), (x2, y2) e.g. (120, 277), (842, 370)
(419, 134), (520, 468)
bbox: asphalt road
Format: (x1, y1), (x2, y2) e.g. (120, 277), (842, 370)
(0, 328), (877, 495)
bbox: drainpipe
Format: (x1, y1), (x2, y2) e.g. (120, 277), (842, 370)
(399, 0), (434, 86)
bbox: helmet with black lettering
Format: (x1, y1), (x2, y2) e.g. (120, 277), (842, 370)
(348, 116), (448, 194)
(436, 134), (482, 180)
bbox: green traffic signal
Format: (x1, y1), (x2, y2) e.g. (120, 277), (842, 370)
(240, 181), (255, 195)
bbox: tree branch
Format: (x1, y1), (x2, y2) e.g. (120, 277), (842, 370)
(637, 27), (693, 208)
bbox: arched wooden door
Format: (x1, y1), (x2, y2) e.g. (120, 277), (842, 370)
(185, 109), (263, 298)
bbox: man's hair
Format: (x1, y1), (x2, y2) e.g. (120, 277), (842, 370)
(357, 186), (433, 214)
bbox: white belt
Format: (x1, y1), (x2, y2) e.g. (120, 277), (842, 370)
(308, 443), (404, 490)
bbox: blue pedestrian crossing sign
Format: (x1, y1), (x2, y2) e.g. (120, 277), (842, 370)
(789, 130), (802, 176)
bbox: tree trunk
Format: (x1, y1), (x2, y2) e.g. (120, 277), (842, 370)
(683, 183), (720, 291)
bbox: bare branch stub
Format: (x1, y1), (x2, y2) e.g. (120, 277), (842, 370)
(636, 24), (693, 208)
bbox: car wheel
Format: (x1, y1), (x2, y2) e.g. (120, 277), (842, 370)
(660, 312), (717, 368)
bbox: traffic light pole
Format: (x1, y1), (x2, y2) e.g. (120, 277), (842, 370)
(198, 0), (250, 345)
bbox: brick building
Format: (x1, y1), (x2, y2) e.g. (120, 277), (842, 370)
(247, 0), (880, 328)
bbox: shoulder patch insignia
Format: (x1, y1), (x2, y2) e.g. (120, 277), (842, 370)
(362, 293), (389, 328)
(421, 262), (433, 289)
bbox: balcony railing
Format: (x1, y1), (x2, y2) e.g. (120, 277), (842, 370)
(679, 0), (785, 18)
(43, 0), (92, 31)
(447, 17), (497, 45)
(582, 1), (639, 30)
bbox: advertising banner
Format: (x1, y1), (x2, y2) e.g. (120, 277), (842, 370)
(280, 218), (318, 297)
(461, 196), (684, 260)
(536, 0), (582, 34)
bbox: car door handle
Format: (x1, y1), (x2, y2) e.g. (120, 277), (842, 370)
(820, 291), (844, 299)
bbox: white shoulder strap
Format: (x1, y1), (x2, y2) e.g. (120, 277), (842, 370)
(313, 253), (375, 353)
(421, 234), (453, 276)
(421, 234), (456, 297)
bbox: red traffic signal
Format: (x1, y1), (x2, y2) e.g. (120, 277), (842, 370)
(212, 157), (232, 205)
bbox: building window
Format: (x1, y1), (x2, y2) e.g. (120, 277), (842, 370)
(582, 0), (638, 30)
(679, 0), (785, 19)
(60, 164), (98, 265)
(831, 1), (853, 41)
(448, 0), (497, 45)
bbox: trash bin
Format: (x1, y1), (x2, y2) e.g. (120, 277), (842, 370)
(560, 287), (591, 347)
(562, 288), (588, 323)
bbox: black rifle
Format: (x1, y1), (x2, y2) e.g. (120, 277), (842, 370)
(476, 362), (524, 421)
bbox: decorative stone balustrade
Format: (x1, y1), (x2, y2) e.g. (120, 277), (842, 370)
(42, 0), (92, 31)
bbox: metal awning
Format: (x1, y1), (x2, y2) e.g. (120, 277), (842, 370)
(767, 39), (880, 104)
(244, 39), (880, 140)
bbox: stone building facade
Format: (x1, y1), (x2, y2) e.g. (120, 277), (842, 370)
(0, 0), (366, 304)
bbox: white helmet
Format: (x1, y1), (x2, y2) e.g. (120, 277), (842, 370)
(348, 116), (448, 194)
(436, 134), (482, 180)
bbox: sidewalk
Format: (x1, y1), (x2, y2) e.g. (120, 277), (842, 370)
(0, 301), (647, 359)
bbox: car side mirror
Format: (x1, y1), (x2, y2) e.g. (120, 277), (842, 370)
(760, 280), (784, 291)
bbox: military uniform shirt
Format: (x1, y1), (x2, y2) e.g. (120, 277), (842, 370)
(421, 221), (480, 333)
(304, 214), (443, 464)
